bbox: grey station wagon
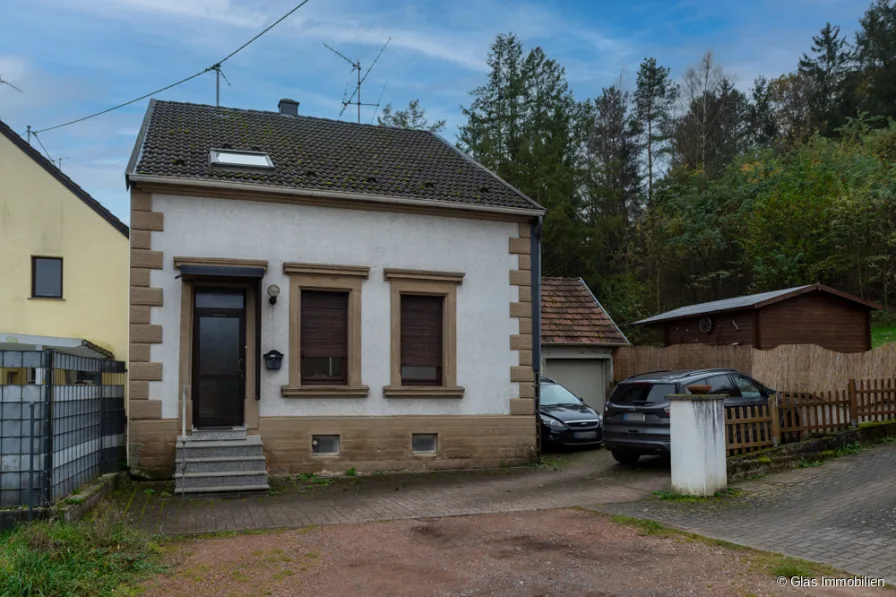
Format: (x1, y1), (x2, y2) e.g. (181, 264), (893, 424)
(603, 368), (775, 465)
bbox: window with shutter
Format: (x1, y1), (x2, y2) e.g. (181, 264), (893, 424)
(301, 290), (349, 384)
(400, 294), (443, 385)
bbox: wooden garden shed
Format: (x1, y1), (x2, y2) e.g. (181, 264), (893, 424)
(634, 284), (881, 353)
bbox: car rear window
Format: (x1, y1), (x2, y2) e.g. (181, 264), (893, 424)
(609, 383), (676, 405)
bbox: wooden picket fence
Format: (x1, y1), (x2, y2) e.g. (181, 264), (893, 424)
(725, 378), (896, 456)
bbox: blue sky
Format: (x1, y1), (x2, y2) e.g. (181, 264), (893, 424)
(0, 0), (868, 224)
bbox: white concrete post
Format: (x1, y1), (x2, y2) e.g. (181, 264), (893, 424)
(669, 391), (728, 496)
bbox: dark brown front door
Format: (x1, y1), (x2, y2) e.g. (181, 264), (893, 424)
(193, 288), (245, 428)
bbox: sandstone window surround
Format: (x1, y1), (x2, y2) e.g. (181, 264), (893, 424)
(282, 262), (369, 398)
(384, 268), (465, 399)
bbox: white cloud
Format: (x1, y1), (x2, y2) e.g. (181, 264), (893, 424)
(53, 0), (267, 28)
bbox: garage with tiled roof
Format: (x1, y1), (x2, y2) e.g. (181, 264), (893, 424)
(541, 277), (628, 411)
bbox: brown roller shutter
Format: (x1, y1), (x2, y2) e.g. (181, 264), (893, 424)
(400, 294), (443, 385)
(301, 290), (348, 383)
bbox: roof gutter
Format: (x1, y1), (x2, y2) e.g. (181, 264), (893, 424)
(125, 174), (547, 218)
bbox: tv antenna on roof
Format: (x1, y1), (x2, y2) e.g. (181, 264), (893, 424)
(323, 38), (391, 123)
(0, 76), (24, 93)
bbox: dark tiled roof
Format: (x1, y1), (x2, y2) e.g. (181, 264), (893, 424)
(634, 283), (881, 325)
(541, 277), (628, 345)
(127, 100), (543, 213)
(0, 119), (129, 238)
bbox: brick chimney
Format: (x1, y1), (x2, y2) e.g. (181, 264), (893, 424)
(278, 98), (299, 116)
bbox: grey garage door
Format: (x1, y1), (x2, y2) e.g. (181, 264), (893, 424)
(544, 359), (608, 411)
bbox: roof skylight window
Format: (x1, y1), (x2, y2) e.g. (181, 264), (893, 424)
(210, 149), (273, 168)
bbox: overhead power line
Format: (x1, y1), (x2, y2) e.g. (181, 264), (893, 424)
(33, 0), (312, 135)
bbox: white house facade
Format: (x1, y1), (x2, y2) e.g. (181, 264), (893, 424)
(125, 99), (544, 483)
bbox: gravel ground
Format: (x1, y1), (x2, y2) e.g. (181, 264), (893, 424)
(140, 509), (885, 597)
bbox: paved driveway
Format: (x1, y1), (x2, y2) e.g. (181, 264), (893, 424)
(115, 448), (670, 535)
(594, 444), (896, 584)
(117, 444), (896, 584)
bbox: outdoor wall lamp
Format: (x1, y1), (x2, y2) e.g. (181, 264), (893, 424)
(267, 284), (280, 305)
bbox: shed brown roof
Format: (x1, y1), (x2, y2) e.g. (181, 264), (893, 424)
(541, 277), (628, 345)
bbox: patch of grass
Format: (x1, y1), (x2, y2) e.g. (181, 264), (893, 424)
(601, 511), (844, 581)
(295, 473), (333, 486)
(755, 456), (772, 463)
(832, 441), (864, 456)
(64, 496), (85, 505)
(609, 515), (676, 537)
(796, 459), (824, 468)
(652, 488), (743, 503)
(0, 502), (163, 596)
(273, 569), (295, 581)
(880, 435), (896, 444)
(769, 562), (816, 579)
(871, 324), (896, 348)
(344, 467), (357, 477)
(142, 488), (155, 496)
(230, 570), (249, 582)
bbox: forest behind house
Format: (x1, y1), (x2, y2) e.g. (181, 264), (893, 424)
(377, 0), (896, 345)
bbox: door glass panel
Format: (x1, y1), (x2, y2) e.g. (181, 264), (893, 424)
(198, 316), (240, 376)
(195, 289), (244, 309)
(197, 379), (241, 421)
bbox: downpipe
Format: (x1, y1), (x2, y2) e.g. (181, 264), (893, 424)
(531, 216), (544, 462)
(180, 384), (187, 497)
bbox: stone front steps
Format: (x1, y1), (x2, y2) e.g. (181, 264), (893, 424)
(174, 428), (269, 494)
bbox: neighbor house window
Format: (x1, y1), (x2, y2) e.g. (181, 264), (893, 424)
(300, 290), (348, 385)
(384, 269), (464, 397)
(282, 262), (370, 398)
(32, 257), (62, 298)
(400, 295), (443, 385)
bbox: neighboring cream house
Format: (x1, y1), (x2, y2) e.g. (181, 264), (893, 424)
(0, 118), (129, 365)
(124, 99), (545, 487)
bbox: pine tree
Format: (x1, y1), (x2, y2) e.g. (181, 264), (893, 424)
(748, 76), (780, 147)
(578, 86), (642, 276)
(854, 0), (896, 123)
(633, 58), (677, 204)
(798, 22), (853, 135)
(459, 33), (581, 278)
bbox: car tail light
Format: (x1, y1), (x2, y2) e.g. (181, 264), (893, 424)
(660, 406), (670, 418)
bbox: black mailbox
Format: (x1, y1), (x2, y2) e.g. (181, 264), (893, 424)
(263, 350), (284, 371)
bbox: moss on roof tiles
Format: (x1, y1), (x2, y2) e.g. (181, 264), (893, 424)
(133, 100), (541, 211)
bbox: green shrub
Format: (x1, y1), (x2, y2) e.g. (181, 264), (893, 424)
(0, 502), (162, 596)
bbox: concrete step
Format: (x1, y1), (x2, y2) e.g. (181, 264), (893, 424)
(175, 436), (264, 460)
(180, 428), (247, 442)
(179, 456), (267, 474)
(174, 470), (268, 491)
(176, 484), (270, 495)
